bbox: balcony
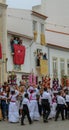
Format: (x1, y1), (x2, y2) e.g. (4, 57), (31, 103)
(36, 58), (48, 75)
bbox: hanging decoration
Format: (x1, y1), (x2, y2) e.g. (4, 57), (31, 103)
(66, 78), (69, 87)
(52, 78), (59, 91)
(61, 75), (68, 87)
(10, 37), (26, 65)
(13, 44), (26, 65)
(42, 76), (51, 88)
(29, 73), (36, 86)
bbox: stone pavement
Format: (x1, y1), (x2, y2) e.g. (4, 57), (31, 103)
(0, 118), (69, 130)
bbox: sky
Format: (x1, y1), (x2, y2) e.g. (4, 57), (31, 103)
(7, 0), (41, 9)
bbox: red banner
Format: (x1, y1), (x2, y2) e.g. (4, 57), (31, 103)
(13, 44), (26, 65)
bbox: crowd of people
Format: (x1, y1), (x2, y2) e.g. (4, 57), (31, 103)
(0, 80), (69, 126)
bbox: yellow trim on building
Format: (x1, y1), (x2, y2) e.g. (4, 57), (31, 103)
(33, 31), (37, 41)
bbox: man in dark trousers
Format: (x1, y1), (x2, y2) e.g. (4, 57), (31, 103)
(65, 90), (69, 119)
(55, 91), (67, 121)
(21, 93), (32, 125)
(42, 88), (51, 122)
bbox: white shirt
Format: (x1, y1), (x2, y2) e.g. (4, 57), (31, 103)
(66, 95), (69, 102)
(22, 97), (30, 110)
(42, 91), (52, 105)
(57, 95), (66, 105)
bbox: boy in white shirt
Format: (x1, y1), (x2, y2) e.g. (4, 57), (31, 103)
(21, 93), (32, 125)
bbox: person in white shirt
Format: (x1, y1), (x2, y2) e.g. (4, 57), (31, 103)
(21, 93), (32, 125)
(65, 90), (69, 119)
(42, 88), (51, 122)
(1, 88), (7, 120)
(55, 91), (67, 121)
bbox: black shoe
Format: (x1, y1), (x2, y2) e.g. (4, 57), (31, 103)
(21, 123), (25, 125)
(43, 120), (48, 123)
(46, 120), (48, 123)
(55, 119), (57, 121)
(29, 121), (32, 124)
(62, 119), (65, 121)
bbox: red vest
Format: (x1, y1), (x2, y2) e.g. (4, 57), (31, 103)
(13, 44), (26, 65)
(0, 43), (2, 59)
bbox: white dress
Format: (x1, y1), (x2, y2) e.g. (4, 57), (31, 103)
(29, 92), (40, 121)
(49, 96), (57, 119)
(8, 91), (19, 123)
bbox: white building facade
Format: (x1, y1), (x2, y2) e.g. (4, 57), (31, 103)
(6, 0), (48, 84)
(0, 0), (69, 86)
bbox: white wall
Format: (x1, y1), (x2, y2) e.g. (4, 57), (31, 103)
(46, 31), (69, 48)
(46, 0), (69, 33)
(0, 0), (6, 4)
(49, 48), (69, 83)
(7, 8), (33, 37)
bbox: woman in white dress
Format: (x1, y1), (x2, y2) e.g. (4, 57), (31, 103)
(29, 88), (40, 121)
(49, 92), (57, 119)
(8, 89), (19, 123)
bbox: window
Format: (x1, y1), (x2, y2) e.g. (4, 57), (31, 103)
(41, 23), (44, 33)
(67, 60), (69, 75)
(52, 57), (58, 78)
(33, 20), (37, 31)
(60, 59), (65, 76)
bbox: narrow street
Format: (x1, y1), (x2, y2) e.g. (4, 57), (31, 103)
(0, 118), (69, 130)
